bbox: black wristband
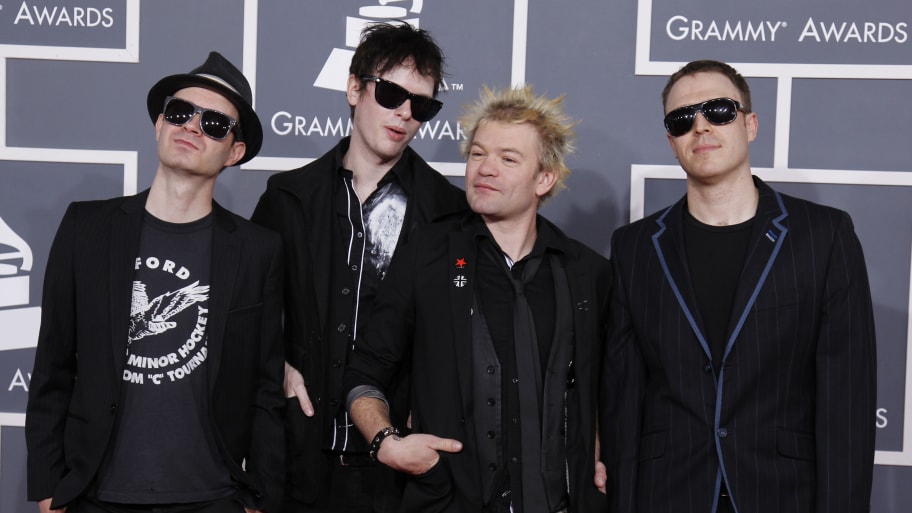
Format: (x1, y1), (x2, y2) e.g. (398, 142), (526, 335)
(369, 426), (400, 461)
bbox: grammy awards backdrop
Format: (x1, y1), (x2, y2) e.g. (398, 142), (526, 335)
(0, 1), (910, 511)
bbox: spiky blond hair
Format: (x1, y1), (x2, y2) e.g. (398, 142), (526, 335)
(459, 85), (576, 203)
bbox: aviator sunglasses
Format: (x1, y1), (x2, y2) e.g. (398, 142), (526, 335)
(360, 75), (443, 122)
(664, 97), (748, 137)
(162, 96), (238, 140)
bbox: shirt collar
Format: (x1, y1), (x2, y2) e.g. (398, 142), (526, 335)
(471, 214), (567, 265)
(332, 137), (413, 195)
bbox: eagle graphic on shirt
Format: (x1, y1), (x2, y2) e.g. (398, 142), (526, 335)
(128, 280), (209, 344)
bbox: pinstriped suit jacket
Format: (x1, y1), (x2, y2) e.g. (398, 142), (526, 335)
(601, 177), (876, 513)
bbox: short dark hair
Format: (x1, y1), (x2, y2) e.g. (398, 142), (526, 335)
(661, 59), (752, 113)
(349, 22), (445, 96)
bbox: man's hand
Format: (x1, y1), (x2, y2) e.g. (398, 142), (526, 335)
(37, 498), (64, 513)
(284, 361), (313, 416)
(376, 433), (463, 475)
(594, 429), (607, 494)
(594, 460), (607, 494)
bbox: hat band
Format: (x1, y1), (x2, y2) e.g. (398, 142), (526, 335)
(195, 73), (242, 96)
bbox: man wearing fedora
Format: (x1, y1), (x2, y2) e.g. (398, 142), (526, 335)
(25, 52), (285, 513)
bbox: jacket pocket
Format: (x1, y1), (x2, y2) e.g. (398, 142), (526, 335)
(777, 428), (815, 460)
(637, 430), (666, 461)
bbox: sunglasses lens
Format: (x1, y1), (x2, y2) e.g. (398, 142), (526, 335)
(163, 98), (197, 126)
(410, 97), (443, 122)
(702, 98), (739, 125)
(664, 107), (696, 137)
(373, 79), (409, 110)
(199, 111), (233, 139)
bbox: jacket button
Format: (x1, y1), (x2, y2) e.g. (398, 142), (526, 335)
(488, 463), (497, 471)
(332, 359), (342, 368)
(110, 403), (116, 413)
(487, 398), (496, 407)
(704, 364), (713, 373)
(341, 287), (351, 296)
(487, 431), (495, 439)
(717, 428), (728, 438)
(336, 323), (347, 333)
(486, 366), (495, 374)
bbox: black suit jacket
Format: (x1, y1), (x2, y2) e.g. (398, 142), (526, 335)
(601, 177), (876, 513)
(250, 138), (468, 503)
(345, 214), (611, 513)
(26, 191), (286, 512)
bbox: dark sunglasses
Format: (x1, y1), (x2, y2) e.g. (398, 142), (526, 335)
(360, 75), (443, 122)
(162, 96), (238, 140)
(664, 97), (748, 137)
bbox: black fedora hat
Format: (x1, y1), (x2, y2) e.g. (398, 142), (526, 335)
(147, 51), (262, 165)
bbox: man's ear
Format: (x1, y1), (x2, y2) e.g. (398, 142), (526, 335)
(223, 141), (247, 168)
(154, 114), (164, 142)
(535, 167), (559, 198)
(346, 74), (363, 108)
(745, 111), (759, 143)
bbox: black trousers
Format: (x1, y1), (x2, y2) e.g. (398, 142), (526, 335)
(68, 496), (244, 513)
(282, 452), (399, 513)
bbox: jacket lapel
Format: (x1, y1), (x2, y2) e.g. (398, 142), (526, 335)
(447, 229), (478, 417)
(652, 200), (713, 361)
(110, 193), (148, 377)
(303, 177), (334, 329)
(721, 178), (788, 362)
(280, 151), (336, 332)
(206, 203), (241, 388)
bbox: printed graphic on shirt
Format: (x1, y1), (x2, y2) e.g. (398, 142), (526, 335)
(128, 280), (208, 343)
(123, 256), (210, 387)
(363, 185), (406, 281)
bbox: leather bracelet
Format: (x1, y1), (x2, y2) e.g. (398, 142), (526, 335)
(369, 426), (400, 461)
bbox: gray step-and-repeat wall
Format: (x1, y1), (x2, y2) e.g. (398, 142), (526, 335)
(1, 1), (910, 511)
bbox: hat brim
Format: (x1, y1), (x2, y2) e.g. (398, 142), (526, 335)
(147, 74), (263, 165)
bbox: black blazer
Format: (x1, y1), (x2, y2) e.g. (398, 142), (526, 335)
(601, 177), (876, 513)
(344, 214), (611, 513)
(250, 138), (468, 503)
(26, 192), (286, 512)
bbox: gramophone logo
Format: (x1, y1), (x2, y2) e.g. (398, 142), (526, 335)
(0, 216), (31, 308)
(0, 215), (39, 352)
(314, 0), (424, 92)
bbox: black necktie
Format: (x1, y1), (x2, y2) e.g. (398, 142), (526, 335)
(509, 255), (548, 513)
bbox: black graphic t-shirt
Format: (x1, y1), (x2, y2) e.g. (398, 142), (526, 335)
(96, 212), (233, 504)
